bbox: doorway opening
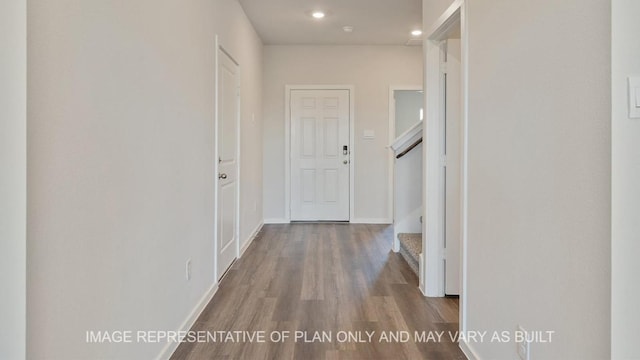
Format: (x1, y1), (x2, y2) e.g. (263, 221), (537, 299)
(389, 86), (424, 279)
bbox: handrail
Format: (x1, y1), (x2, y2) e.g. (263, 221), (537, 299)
(395, 138), (422, 159)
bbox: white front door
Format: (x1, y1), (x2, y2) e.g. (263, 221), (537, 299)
(216, 48), (239, 280)
(290, 89), (350, 221)
(444, 39), (462, 295)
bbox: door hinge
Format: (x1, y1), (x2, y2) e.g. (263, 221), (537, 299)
(440, 155), (447, 167)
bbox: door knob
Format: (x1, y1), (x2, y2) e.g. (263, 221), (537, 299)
(219, 173), (227, 179)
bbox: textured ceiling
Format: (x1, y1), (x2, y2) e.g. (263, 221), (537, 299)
(238, 0), (423, 45)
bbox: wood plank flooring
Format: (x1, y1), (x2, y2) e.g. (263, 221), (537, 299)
(171, 224), (465, 360)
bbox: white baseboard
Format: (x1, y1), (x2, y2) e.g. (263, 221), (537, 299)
(392, 228), (400, 252)
(240, 221), (263, 257)
(459, 339), (480, 360)
(156, 283), (218, 360)
(350, 218), (393, 224)
(264, 218), (290, 224)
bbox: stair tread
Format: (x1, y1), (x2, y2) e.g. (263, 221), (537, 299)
(398, 233), (421, 277)
(398, 233), (422, 258)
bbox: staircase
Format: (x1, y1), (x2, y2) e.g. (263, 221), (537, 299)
(398, 233), (422, 276)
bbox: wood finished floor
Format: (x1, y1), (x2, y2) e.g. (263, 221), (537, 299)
(171, 224), (465, 360)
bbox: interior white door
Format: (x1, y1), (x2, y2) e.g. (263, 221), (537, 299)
(290, 89), (350, 221)
(444, 39), (462, 295)
(216, 48), (239, 280)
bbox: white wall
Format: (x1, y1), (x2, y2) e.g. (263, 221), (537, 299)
(423, 0), (459, 36)
(0, 0), (26, 359)
(611, 0), (640, 358)
(263, 45), (422, 222)
(422, 0), (611, 358)
(27, 0), (262, 358)
(394, 143), (423, 235)
(395, 90), (423, 137)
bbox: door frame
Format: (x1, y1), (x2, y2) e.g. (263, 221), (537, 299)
(284, 85), (355, 222)
(388, 85), (423, 251)
(214, 35), (241, 281)
(442, 38), (462, 297)
(422, 0), (469, 332)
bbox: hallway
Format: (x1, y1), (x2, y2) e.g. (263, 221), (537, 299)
(171, 224), (464, 359)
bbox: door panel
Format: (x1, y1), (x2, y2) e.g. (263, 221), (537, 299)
(219, 181), (236, 246)
(302, 169), (316, 203)
(323, 169), (339, 203)
(291, 89), (350, 221)
(324, 119), (339, 156)
(301, 118), (316, 157)
(216, 48), (239, 280)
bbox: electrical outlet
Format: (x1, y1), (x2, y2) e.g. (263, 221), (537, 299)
(186, 259), (192, 281)
(517, 325), (530, 360)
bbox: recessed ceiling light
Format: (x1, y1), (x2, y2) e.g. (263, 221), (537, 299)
(411, 30), (423, 36)
(312, 11), (325, 19)
(343, 26), (354, 33)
